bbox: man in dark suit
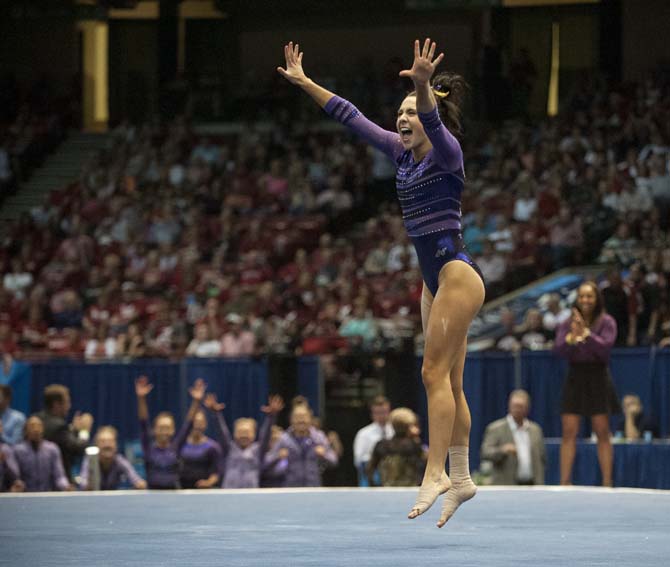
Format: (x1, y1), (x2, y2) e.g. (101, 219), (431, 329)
(36, 384), (93, 482)
(480, 389), (546, 485)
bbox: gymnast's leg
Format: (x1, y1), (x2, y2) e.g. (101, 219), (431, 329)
(408, 261), (484, 521)
(437, 337), (477, 527)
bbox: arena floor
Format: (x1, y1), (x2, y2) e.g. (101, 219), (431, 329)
(1, 487), (668, 566)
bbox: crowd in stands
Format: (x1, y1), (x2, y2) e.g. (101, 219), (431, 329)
(0, 73), (71, 204)
(0, 68), (669, 360)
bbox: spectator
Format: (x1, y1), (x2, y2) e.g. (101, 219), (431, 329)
(541, 293), (571, 336)
(339, 300), (378, 351)
(548, 206), (583, 270)
(554, 282), (619, 486)
(367, 407), (425, 487)
(135, 375), (206, 489)
(495, 308), (521, 352)
(475, 241), (506, 299)
(185, 323), (221, 357)
(79, 426), (146, 490)
(601, 270), (631, 346)
(179, 408), (223, 489)
(518, 308), (553, 350)
(13, 415), (71, 492)
(353, 395), (393, 478)
(205, 393), (283, 489)
(615, 394), (658, 441)
(0, 435), (23, 492)
(268, 402), (338, 487)
(220, 313), (256, 357)
(0, 384), (26, 445)
(480, 390), (546, 485)
(36, 384), (93, 482)
(260, 424), (288, 488)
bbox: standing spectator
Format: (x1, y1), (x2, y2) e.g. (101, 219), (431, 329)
(13, 415), (71, 492)
(268, 402), (338, 487)
(601, 270), (631, 346)
(0, 384), (26, 445)
(353, 395), (393, 480)
(220, 314), (256, 357)
(480, 390), (546, 485)
(367, 407), (425, 487)
(178, 408), (223, 489)
(205, 393), (283, 488)
(135, 375), (205, 489)
(554, 282), (619, 486)
(36, 384), (93, 482)
(79, 426), (146, 490)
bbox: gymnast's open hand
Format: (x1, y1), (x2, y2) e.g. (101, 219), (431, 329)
(399, 38), (445, 86)
(277, 41), (308, 85)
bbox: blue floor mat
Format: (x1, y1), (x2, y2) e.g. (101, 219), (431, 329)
(1, 487), (669, 567)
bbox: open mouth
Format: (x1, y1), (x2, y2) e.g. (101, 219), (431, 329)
(399, 127), (412, 142)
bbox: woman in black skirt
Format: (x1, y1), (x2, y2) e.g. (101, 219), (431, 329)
(554, 281), (619, 486)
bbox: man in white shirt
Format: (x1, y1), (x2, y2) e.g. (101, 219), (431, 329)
(353, 396), (393, 479)
(480, 390), (546, 485)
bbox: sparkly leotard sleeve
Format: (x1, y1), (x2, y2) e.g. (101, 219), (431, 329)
(324, 96), (484, 296)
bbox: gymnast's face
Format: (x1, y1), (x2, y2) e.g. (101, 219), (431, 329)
(397, 96), (430, 156)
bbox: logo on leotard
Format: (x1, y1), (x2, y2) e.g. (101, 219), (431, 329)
(435, 248), (447, 258)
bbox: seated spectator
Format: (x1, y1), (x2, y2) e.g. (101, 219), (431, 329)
(548, 206), (583, 270)
(598, 222), (639, 266)
(3, 259), (33, 301)
(495, 308), (521, 352)
(185, 323), (221, 358)
(267, 401), (338, 487)
(339, 300), (378, 351)
(541, 293), (571, 337)
(84, 323), (118, 361)
(615, 394), (659, 441)
(220, 313), (255, 357)
(518, 308), (553, 350)
(480, 390), (546, 485)
(13, 415), (71, 491)
(475, 241), (507, 299)
(135, 375), (205, 489)
(0, 384), (26, 445)
(36, 384), (93, 482)
(367, 407), (425, 487)
(79, 426), (146, 490)
(205, 393), (283, 488)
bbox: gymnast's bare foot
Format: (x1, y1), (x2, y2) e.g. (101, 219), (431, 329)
(408, 471), (451, 519)
(436, 479), (477, 528)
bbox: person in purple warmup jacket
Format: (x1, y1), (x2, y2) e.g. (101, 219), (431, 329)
(135, 375), (206, 489)
(179, 408), (223, 489)
(204, 392), (284, 488)
(554, 281), (620, 487)
(279, 39), (484, 526)
(266, 402), (338, 487)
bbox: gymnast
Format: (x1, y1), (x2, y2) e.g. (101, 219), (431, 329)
(278, 38), (485, 527)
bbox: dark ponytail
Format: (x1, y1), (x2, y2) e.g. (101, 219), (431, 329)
(430, 72), (468, 139)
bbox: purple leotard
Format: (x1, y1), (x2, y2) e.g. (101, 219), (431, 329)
(324, 96), (483, 296)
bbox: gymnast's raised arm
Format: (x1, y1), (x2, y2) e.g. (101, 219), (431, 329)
(277, 41), (403, 161)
